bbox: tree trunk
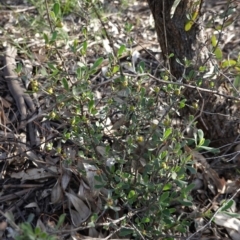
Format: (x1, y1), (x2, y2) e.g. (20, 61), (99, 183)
(147, 0), (239, 147)
(147, 0), (205, 79)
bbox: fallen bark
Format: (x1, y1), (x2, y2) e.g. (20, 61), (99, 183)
(3, 45), (37, 146)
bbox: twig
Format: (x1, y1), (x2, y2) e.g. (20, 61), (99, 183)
(49, 214), (129, 234)
(124, 72), (240, 101)
(0, 6), (36, 13)
(129, 220), (146, 240)
(104, 226), (123, 240)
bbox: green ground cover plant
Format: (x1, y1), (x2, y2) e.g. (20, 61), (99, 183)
(0, 0), (240, 239)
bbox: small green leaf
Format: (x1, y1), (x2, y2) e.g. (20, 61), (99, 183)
(186, 166), (196, 174)
(16, 63), (23, 73)
(184, 183), (195, 193)
(72, 86), (78, 96)
(53, 2), (60, 17)
(160, 191), (169, 202)
(80, 41), (88, 55)
(49, 11), (56, 21)
(61, 77), (69, 90)
(199, 137), (205, 146)
(94, 184), (106, 189)
(48, 63), (57, 71)
(198, 129), (204, 141)
(180, 199), (193, 206)
(128, 190), (136, 199)
(199, 66), (206, 72)
(50, 31), (58, 42)
(163, 128), (172, 140)
(211, 34), (217, 47)
(221, 59), (237, 68)
(88, 99), (95, 112)
(94, 175), (105, 183)
(141, 217), (150, 223)
(27, 213), (35, 223)
(56, 214), (66, 230)
(179, 99), (186, 108)
(233, 75), (240, 90)
(163, 183), (172, 191)
(109, 205), (121, 211)
(90, 213), (98, 223)
(34, 227), (41, 235)
(185, 20), (193, 31)
(214, 47), (223, 60)
(112, 65), (119, 74)
(176, 57), (183, 66)
(223, 18), (234, 29)
(82, 26), (87, 37)
(198, 145), (220, 154)
(138, 61), (145, 73)
(83, 40), (87, 52)
(124, 22), (133, 32)
(43, 33), (49, 44)
(119, 228), (134, 237)
(169, 208), (176, 213)
(117, 45), (126, 57)
(215, 25), (223, 31)
(91, 57), (103, 70)
(221, 199), (234, 212)
(192, 11), (199, 21)
(193, 131), (198, 145)
(219, 212), (240, 218)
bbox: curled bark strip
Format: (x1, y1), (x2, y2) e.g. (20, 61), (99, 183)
(3, 45), (37, 146)
(3, 45), (36, 126)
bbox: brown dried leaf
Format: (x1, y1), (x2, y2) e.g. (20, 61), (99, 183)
(83, 163), (101, 196)
(10, 166), (59, 181)
(69, 208), (83, 227)
(66, 192), (91, 226)
(51, 179), (63, 204)
(61, 167), (72, 190)
(78, 179), (91, 200)
(92, 196), (102, 214)
(24, 202), (40, 213)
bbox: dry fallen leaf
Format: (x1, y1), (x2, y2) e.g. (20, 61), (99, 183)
(214, 212), (240, 238)
(61, 167), (72, 190)
(66, 192), (91, 227)
(10, 166), (59, 181)
(51, 179), (64, 204)
(24, 202), (40, 213)
(83, 162), (101, 197)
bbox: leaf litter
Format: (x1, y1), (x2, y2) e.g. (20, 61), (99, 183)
(0, 0), (239, 239)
